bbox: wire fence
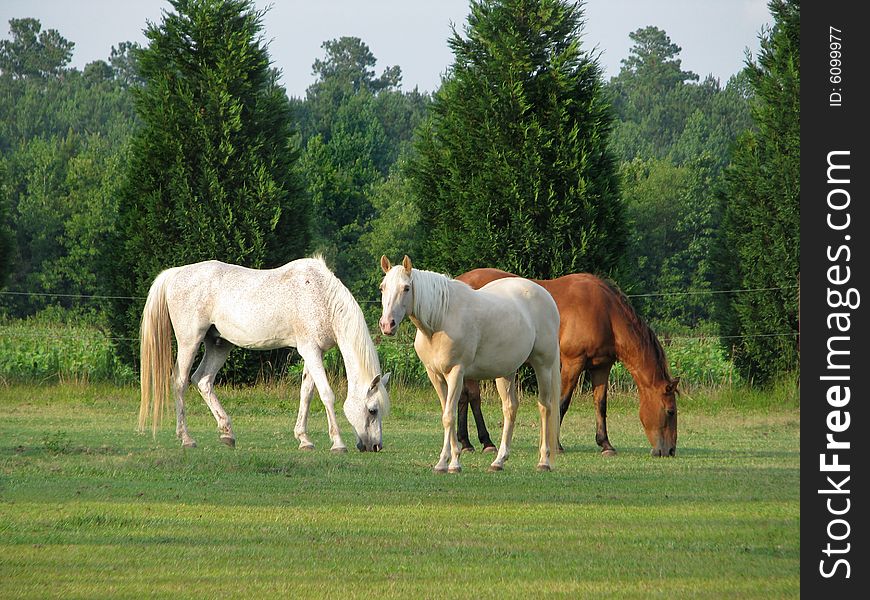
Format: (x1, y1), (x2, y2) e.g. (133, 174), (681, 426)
(0, 285), (800, 343)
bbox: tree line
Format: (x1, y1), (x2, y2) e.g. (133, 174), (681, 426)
(0, 0), (799, 384)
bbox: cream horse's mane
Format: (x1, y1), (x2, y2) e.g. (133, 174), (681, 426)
(408, 267), (458, 333)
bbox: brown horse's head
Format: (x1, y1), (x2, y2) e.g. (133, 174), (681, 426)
(639, 377), (678, 457)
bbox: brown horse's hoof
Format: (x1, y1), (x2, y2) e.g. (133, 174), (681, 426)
(487, 464), (504, 472)
(220, 436), (236, 448)
(460, 446), (475, 453)
(536, 463), (552, 472)
(602, 449), (617, 457)
(556, 446), (566, 454)
(482, 445), (498, 454)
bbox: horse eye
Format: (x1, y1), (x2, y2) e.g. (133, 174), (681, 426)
(368, 407), (378, 416)
(403, 285), (410, 292)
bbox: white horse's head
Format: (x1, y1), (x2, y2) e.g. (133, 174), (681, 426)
(379, 255), (414, 336)
(344, 372), (391, 451)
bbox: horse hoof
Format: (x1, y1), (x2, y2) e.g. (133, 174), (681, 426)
(299, 443), (315, 451)
(536, 463), (552, 472)
(433, 465), (448, 474)
(602, 449), (617, 457)
(460, 446), (475, 453)
(448, 466), (462, 474)
(182, 440), (197, 449)
(331, 446), (348, 454)
(557, 446), (566, 454)
(220, 436), (235, 448)
(482, 445), (498, 454)
(487, 464), (503, 473)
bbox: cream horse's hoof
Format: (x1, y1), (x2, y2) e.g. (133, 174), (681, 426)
(448, 465), (462, 474)
(536, 463), (552, 472)
(182, 440), (197, 449)
(331, 446), (348, 454)
(220, 436), (236, 448)
(487, 464), (504, 472)
(298, 443), (315, 451)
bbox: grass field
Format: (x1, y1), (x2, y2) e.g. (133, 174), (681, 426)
(0, 382), (799, 599)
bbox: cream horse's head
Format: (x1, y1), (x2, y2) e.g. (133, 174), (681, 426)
(378, 255), (414, 336)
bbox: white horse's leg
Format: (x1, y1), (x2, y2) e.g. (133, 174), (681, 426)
(293, 365), (317, 450)
(490, 375), (519, 471)
(172, 340), (200, 448)
(298, 346), (347, 453)
(190, 336), (234, 447)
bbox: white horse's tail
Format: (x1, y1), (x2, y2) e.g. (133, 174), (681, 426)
(139, 268), (177, 436)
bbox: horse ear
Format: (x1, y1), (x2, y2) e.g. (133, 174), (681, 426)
(666, 378), (680, 394)
(381, 372), (391, 389)
(402, 255), (412, 273)
(380, 255), (392, 274)
(368, 373), (381, 393)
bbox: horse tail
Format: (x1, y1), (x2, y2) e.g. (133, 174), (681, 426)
(139, 268), (177, 436)
(549, 360), (561, 465)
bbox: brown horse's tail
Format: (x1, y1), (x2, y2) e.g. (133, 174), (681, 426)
(549, 363), (561, 466)
(139, 269), (176, 437)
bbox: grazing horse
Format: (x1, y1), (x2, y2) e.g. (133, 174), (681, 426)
(139, 257), (390, 452)
(456, 268), (678, 457)
(379, 256), (561, 473)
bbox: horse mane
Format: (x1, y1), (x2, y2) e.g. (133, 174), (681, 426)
(310, 255), (388, 412)
(601, 278), (673, 384)
(409, 268), (453, 332)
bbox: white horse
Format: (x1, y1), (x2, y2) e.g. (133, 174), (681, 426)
(378, 255), (560, 472)
(139, 256), (390, 452)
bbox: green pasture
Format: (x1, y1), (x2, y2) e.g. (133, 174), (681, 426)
(0, 381), (798, 599)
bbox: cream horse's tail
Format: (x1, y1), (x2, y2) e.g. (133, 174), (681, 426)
(139, 268), (177, 436)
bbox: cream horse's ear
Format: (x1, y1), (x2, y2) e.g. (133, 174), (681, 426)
(380, 255), (392, 274)
(402, 255), (412, 273)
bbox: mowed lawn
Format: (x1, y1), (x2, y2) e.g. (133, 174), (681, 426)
(0, 383), (799, 599)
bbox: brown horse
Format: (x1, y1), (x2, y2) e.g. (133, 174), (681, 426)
(455, 268), (679, 457)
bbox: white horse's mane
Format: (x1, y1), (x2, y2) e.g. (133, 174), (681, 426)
(310, 255), (388, 412)
(410, 268), (454, 332)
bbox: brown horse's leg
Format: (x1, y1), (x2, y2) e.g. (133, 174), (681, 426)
(556, 358), (584, 453)
(457, 382), (474, 452)
(468, 379), (497, 452)
(590, 366), (616, 456)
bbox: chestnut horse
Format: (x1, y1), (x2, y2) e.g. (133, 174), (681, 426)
(456, 268), (678, 457)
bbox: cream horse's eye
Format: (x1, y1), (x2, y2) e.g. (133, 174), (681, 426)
(403, 285), (410, 292)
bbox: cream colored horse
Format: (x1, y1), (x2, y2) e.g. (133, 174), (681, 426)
(379, 255), (560, 472)
(139, 256), (390, 452)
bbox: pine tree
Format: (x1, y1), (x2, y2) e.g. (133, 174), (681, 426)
(108, 0), (308, 368)
(716, 0), (799, 382)
(411, 0), (625, 279)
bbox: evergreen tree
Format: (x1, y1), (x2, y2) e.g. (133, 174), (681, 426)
(412, 0), (624, 279)
(716, 0), (799, 382)
(108, 0), (308, 369)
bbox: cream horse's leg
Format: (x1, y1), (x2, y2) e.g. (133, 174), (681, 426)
(490, 374), (519, 471)
(293, 365), (317, 450)
(532, 360), (560, 471)
(298, 345), (347, 453)
(190, 336), (235, 447)
(433, 365), (464, 473)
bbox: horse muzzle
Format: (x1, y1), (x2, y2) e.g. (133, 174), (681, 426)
(650, 445), (676, 457)
(379, 317), (397, 336)
(356, 440), (382, 452)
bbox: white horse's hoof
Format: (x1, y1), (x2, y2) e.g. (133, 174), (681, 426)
(299, 443), (315, 451)
(220, 436), (236, 448)
(182, 439), (197, 448)
(433, 465), (448, 474)
(487, 464), (504, 472)
(448, 465), (462, 474)
(331, 446), (348, 454)
(536, 463), (552, 472)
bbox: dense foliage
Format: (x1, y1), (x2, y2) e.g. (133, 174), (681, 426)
(716, 0), (800, 382)
(107, 0), (308, 368)
(0, 1), (798, 385)
(411, 0), (625, 279)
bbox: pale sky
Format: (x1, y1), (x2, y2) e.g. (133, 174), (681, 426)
(1, 1), (771, 98)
